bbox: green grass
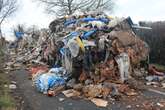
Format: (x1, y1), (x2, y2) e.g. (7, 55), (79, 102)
(0, 52), (16, 110)
(0, 47), (4, 56)
(0, 95), (15, 109)
(152, 64), (165, 72)
(0, 72), (16, 110)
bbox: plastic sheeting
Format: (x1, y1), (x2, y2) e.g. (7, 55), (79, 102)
(34, 73), (65, 93)
(48, 67), (66, 75)
(115, 53), (130, 82)
(62, 48), (73, 73)
(81, 30), (97, 39)
(67, 38), (80, 58)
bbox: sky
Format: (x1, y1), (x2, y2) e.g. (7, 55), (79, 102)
(2, 0), (165, 41)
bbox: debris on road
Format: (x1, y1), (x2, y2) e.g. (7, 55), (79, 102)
(34, 72), (66, 94)
(90, 98), (108, 107)
(9, 84), (17, 89)
(62, 89), (81, 98)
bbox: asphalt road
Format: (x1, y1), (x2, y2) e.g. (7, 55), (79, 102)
(11, 68), (165, 110)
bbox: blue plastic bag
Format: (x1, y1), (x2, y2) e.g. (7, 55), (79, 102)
(62, 31), (80, 45)
(15, 32), (24, 39)
(98, 18), (109, 24)
(81, 30), (97, 39)
(80, 17), (96, 22)
(64, 19), (77, 26)
(35, 73), (65, 93)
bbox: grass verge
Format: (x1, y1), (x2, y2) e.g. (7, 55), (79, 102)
(152, 64), (165, 72)
(0, 50), (16, 110)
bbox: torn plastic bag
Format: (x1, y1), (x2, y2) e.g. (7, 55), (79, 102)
(48, 67), (69, 80)
(83, 40), (96, 47)
(83, 47), (93, 72)
(49, 67), (66, 75)
(98, 18), (109, 24)
(115, 53), (130, 82)
(60, 48), (65, 56)
(98, 38), (105, 50)
(34, 73), (65, 93)
(80, 17), (97, 22)
(81, 30), (97, 39)
(62, 48), (73, 73)
(15, 32), (24, 39)
(62, 31), (80, 45)
(80, 17), (109, 24)
(75, 37), (85, 52)
(67, 38), (80, 57)
(88, 21), (106, 28)
(108, 17), (124, 27)
(146, 75), (165, 82)
(64, 19), (77, 27)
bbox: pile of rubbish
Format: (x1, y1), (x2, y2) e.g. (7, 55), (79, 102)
(7, 12), (155, 107)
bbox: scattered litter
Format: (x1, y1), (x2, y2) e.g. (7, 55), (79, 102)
(11, 81), (17, 84)
(4, 84), (8, 88)
(126, 105), (131, 109)
(161, 83), (165, 88)
(9, 84), (17, 89)
(157, 102), (164, 108)
(34, 73), (65, 94)
(59, 97), (65, 102)
(125, 90), (137, 96)
(91, 98), (108, 107)
(146, 75), (165, 82)
(62, 89), (80, 98)
(146, 82), (159, 86)
(83, 84), (103, 98)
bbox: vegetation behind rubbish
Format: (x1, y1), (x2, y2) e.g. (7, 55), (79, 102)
(138, 21), (165, 65)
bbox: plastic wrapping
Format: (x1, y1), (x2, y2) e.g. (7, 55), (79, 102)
(115, 53), (130, 82)
(34, 73), (65, 93)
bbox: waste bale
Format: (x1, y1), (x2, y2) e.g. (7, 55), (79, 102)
(34, 72), (66, 94)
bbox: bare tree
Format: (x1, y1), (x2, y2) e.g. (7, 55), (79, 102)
(37, 0), (114, 16)
(0, 0), (17, 37)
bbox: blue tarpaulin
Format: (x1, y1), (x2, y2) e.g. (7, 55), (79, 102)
(81, 30), (97, 39)
(64, 17), (110, 27)
(35, 73), (65, 93)
(64, 19), (77, 26)
(15, 32), (24, 39)
(98, 18), (109, 24)
(80, 17), (109, 23)
(62, 31), (80, 45)
(80, 17), (97, 22)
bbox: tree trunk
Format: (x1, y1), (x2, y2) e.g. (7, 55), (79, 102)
(0, 27), (2, 38)
(0, 26), (5, 47)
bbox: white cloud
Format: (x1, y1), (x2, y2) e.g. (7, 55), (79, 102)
(114, 0), (165, 22)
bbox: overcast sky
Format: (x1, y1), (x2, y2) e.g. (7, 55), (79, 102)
(2, 0), (165, 41)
